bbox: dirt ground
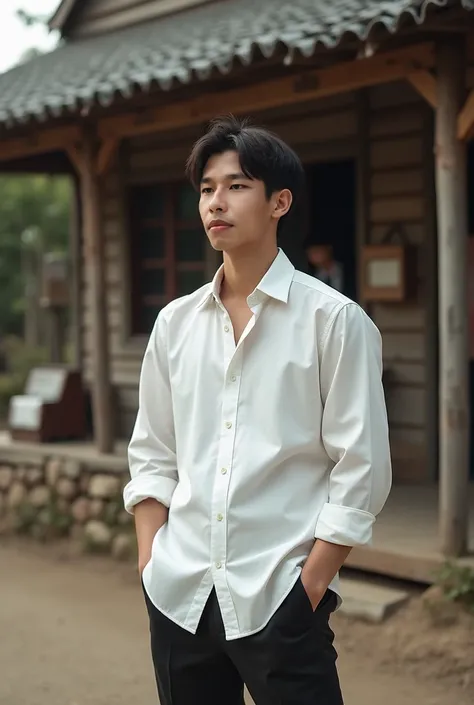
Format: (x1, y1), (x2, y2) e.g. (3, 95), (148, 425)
(1, 537), (473, 705)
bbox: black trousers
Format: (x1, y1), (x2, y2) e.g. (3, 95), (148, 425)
(143, 578), (343, 705)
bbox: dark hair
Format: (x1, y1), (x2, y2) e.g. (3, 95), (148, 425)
(185, 115), (306, 241)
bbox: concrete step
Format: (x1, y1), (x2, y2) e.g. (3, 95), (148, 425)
(338, 577), (410, 623)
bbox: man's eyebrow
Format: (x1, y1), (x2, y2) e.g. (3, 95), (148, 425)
(200, 172), (249, 184)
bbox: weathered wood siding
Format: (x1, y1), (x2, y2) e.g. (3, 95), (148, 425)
(367, 82), (436, 483)
(81, 84), (436, 482)
(69, 0), (213, 37)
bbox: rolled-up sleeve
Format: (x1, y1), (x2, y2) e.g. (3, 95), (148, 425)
(123, 312), (178, 514)
(314, 303), (392, 546)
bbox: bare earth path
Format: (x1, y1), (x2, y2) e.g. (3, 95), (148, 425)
(0, 538), (467, 705)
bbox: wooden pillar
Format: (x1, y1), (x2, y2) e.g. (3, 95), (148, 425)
(81, 129), (114, 453)
(435, 38), (470, 556)
(69, 174), (82, 370)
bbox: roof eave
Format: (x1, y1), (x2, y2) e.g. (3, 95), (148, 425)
(48, 0), (80, 33)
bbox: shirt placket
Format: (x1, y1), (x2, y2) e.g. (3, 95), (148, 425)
(210, 300), (261, 634)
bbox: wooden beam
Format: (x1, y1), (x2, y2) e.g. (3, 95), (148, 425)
(66, 143), (84, 177)
(99, 43), (435, 140)
(435, 37), (470, 557)
(407, 70), (437, 108)
(80, 128), (115, 453)
(97, 137), (119, 175)
(457, 88), (474, 140)
(0, 125), (81, 163)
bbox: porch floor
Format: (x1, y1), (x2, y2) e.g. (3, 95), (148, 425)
(345, 484), (474, 583)
(0, 433), (473, 583)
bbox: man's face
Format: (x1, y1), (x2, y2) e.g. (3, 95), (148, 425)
(307, 245), (333, 267)
(199, 150), (287, 254)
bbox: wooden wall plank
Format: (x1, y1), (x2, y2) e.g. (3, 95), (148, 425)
(386, 386), (426, 427)
(371, 169), (424, 196)
(385, 361), (426, 385)
(373, 303), (425, 330)
(382, 332), (425, 362)
(371, 222), (425, 246)
(370, 195), (424, 222)
(370, 137), (424, 169)
(370, 107), (424, 137)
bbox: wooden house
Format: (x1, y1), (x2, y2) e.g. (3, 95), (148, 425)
(0, 0), (473, 576)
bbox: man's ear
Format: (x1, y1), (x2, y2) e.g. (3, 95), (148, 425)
(271, 189), (292, 221)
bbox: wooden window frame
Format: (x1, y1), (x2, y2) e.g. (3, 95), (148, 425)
(128, 180), (210, 336)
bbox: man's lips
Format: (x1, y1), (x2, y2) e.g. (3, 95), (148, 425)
(208, 220), (233, 231)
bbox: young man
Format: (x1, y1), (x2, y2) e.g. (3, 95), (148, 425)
(124, 116), (392, 705)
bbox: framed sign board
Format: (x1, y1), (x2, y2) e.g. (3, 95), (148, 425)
(361, 244), (417, 302)
(9, 366), (87, 443)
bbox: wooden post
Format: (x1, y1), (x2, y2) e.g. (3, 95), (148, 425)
(81, 128), (114, 453)
(69, 175), (82, 370)
(435, 38), (470, 556)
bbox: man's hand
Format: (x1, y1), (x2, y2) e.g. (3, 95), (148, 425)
(300, 539), (352, 610)
(134, 498), (169, 577)
(300, 573), (327, 611)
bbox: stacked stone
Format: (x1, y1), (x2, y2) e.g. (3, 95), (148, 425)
(0, 459), (134, 560)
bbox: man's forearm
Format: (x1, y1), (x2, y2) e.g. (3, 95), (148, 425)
(134, 498), (169, 574)
(301, 539), (352, 609)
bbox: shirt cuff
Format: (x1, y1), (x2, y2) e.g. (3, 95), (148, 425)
(314, 503), (375, 546)
(123, 476), (178, 514)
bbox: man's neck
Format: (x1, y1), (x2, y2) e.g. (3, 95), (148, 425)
(221, 244), (279, 301)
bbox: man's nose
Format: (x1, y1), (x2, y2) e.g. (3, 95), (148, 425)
(209, 188), (227, 212)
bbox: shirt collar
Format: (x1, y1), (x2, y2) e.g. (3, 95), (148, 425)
(196, 248), (295, 309)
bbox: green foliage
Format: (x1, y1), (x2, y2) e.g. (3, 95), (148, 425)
(435, 561), (474, 612)
(16, 9), (49, 27)
(0, 338), (49, 419)
(2, 336), (48, 376)
(0, 374), (24, 419)
(0, 175), (71, 337)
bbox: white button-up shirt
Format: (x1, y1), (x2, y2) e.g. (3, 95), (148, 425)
(124, 249), (392, 641)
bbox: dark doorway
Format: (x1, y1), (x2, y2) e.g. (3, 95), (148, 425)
(304, 161), (357, 302)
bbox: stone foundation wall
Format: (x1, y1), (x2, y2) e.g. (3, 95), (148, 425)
(0, 457), (134, 560)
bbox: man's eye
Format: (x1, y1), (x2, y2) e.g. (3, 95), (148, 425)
(230, 184), (245, 190)
(201, 187), (212, 194)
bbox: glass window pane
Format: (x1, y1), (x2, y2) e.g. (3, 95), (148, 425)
(176, 183), (199, 221)
(141, 268), (165, 296)
(131, 184), (164, 219)
(141, 305), (162, 334)
(177, 269), (206, 296)
(139, 226), (165, 259)
(176, 228), (205, 262)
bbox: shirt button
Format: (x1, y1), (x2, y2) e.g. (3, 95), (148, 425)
(217, 513), (223, 522)
(224, 325), (230, 333)
(230, 375), (237, 382)
(225, 421), (232, 429)
(221, 467), (228, 475)
(215, 561), (222, 569)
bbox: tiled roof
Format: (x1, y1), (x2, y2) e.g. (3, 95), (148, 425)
(0, 0), (472, 127)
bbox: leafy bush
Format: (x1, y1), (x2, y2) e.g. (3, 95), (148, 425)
(0, 374), (24, 420)
(435, 561), (474, 612)
(0, 337), (49, 421)
(2, 335), (48, 376)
